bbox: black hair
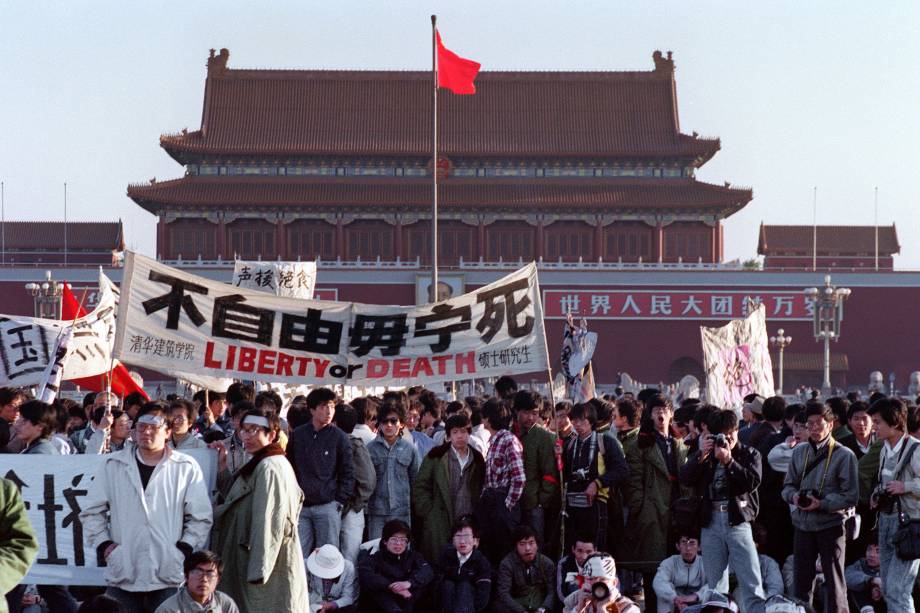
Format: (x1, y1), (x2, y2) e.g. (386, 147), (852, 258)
(784, 403), (804, 422)
(0, 387), (26, 407)
(570, 402), (597, 428)
(169, 399), (197, 422)
(846, 400), (869, 422)
(351, 397), (378, 424)
(636, 387), (660, 407)
(869, 391), (886, 404)
(82, 392), (97, 409)
(226, 382), (255, 406)
(137, 400), (171, 426)
(708, 409), (739, 435)
(230, 400), (254, 419)
(589, 398), (613, 425)
(513, 389), (542, 413)
(333, 403), (358, 434)
(306, 388), (337, 410)
(494, 376), (518, 400)
(555, 401), (573, 416)
(481, 398), (513, 431)
(184, 549), (223, 576)
(382, 519), (411, 542)
(255, 390), (283, 413)
(762, 396), (787, 422)
(124, 391), (145, 409)
(511, 524), (538, 544)
(867, 397), (907, 432)
(76, 594), (125, 613)
(451, 515), (479, 539)
(804, 400), (834, 424)
(615, 398), (639, 428)
(444, 413), (472, 437)
(825, 397), (850, 425)
(19, 400), (57, 439)
(378, 402), (406, 425)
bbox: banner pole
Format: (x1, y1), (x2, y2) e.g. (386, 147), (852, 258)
(431, 14), (439, 302)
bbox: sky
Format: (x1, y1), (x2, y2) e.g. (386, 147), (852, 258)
(2, 1), (918, 267)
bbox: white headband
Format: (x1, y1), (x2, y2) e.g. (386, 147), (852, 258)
(242, 415), (270, 429)
(137, 414), (165, 426)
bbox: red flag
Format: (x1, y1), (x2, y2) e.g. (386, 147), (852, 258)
(436, 32), (480, 95)
(62, 284), (148, 400)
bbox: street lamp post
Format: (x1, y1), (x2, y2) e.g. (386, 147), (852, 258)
(804, 275), (851, 394)
(24, 271), (65, 319)
(769, 329), (792, 395)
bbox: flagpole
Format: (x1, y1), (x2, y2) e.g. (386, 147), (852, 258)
(874, 186), (879, 271)
(431, 14), (439, 302)
(811, 186), (817, 272)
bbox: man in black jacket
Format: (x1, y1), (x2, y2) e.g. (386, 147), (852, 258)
(680, 408), (766, 613)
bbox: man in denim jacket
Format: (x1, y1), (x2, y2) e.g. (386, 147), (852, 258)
(367, 401), (421, 540)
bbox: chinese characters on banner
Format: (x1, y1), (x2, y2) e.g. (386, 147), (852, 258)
(232, 260), (317, 299)
(0, 449), (216, 585)
(543, 289), (819, 321)
(0, 274), (118, 388)
(115, 252), (549, 387)
(700, 304), (775, 412)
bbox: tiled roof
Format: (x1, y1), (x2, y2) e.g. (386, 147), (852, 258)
(758, 224), (900, 256)
(127, 176), (751, 215)
(158, 50), (720, 162)
(0, 221), (123, 250)
(774, 353), (849, 372)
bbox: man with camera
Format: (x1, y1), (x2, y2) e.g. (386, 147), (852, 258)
(679, 408), (766, 613)
(867, 397), (920, 612)
(781, 402), (858, 613)
(562, 553), (640, 613)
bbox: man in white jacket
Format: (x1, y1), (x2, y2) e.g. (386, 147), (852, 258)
(653, 532), (707, 613)
(81, 402), (213, 612)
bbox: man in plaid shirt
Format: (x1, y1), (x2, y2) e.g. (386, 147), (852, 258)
(476, 398), (526, 566)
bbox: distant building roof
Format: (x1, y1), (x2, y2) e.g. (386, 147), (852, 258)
(758, 224), (899, 256)
(158, 48), (721, 163)
(0, 221), (124, 251)
(128, 176), (751, 216)
(776, 353), (849, 372)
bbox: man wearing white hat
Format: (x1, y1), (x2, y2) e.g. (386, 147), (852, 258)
(562, 553), (639, 613)
(307, 544), (358, 613)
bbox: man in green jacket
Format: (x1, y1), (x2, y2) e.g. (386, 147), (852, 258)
(412, 414), (485, 564)
(0, 477), (38, 613)
(514, 391), (560, 553)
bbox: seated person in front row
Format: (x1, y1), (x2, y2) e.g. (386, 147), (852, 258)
(495, 525), (555, 613)
(154, 550), (239, 613)
(563, 552), (640, 613)
(844, 532), (885, 613)
(436, 516), (492, 613)
(652, 530), (707, 613)
(557, 533), (597, 605)
(307, 544), (358, 613)
(358, 519), (434, 613)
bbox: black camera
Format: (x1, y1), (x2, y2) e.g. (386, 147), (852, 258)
(871, 484), (897, 514)
(797, 489), (821, 508)
(709, 433), (727, 448)
(591, 581), (610, 602)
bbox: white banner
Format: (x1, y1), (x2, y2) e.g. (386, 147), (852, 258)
(0, 448), (217, 585)
(0, 275), (118, 388)
(115, 252), (549, 387)
(700, 304), (775, 412)
(232, 260), (316, 299)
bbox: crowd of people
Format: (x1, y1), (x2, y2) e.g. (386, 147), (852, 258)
(0, 380), (918, 613)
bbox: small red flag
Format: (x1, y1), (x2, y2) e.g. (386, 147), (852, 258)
(62, 283), (149, 400)
(436, 32), (481, 95)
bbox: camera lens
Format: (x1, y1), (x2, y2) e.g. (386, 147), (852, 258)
(591, 581), (610, 601)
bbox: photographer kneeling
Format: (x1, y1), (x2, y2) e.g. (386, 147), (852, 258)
(867, 397), (920, 612)
(781, 401), (858, 613)
(679, 408), (766, 613)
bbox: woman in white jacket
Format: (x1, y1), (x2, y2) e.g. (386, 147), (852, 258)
(80, 402), (213, 612)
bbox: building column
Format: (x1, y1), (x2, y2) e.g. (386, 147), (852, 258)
(217, 216), (227, 260)
(478, 221), (486, 261)
(717, 222), (724, 262)
(336, 218), (345, 259)
(711, 223), (718, 263)
(655, 221), (664, 263)
(535, 219), (544, 260)
(594, 218), (604, 260)
(156, 215), (166, 259)
(395, 217), (404, 260)
(275, 218), (286, 260)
